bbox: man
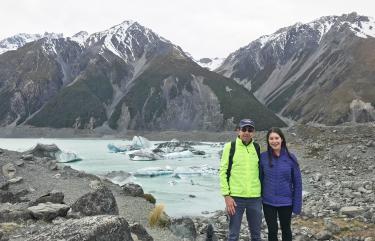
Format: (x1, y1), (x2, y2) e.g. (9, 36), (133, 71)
(219, 119), (262, 241)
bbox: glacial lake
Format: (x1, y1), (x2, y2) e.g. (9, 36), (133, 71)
(0, 138), (224, 217)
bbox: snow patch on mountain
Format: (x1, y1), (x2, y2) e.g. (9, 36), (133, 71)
(69, 31), (89, 46)
(0, 32), (62, 55)
(195, 57), (225, 71)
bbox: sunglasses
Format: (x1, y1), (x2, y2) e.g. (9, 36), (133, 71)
(241, 127), (254, 132)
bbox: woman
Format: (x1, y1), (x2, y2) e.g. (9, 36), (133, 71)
(260, 128), (302, 241)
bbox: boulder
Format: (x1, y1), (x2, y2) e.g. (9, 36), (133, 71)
(169, 217), (197, 241)
(29, 190), (64, 206)
(0, 206), (32, 222)
(26, 143), (60, 158)
(27, 202), (70, 221)
(122, 183), (144, 197)
(8, 177), (23, 184)
(24, 215), (133, 241)
(71, 185), (119, 216)
(130, 223), (153, 241)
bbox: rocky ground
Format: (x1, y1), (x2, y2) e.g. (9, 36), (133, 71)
(0, 122), (374, 241)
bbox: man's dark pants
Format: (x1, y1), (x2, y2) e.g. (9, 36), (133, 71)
(228, 197), (262, 241)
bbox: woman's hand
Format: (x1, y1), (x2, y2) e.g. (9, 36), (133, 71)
(224, 196), (237, 216)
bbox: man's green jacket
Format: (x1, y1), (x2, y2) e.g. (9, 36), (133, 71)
(219, 137), (261, 197)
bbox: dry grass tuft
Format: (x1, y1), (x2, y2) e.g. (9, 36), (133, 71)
(148, 204), (170, 228)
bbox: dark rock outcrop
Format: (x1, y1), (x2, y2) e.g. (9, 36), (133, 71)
(121, 183), (144, 197)
(25, 215), (133, 241)
(169, 217), (197, 241)
(130, 223), (153, 241)
(71, 185), (119, 216)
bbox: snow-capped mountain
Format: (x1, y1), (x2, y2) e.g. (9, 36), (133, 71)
(0, 32), (63, 55)
(68, 31), (89, 46)
(216, 12), (375, 125)
(195, 57), (225, 71)
(0, 20), (284, 131)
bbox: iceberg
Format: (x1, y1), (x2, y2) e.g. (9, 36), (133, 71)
(173, 165), (218, 178)
(133, 166), (174, 177)
(131, 136), (153, 149)
(164, 150), (194, 159)
(128, 150), (162, 161)
(55, 151), (82, 163)
(25, 143), (82, 163)
(107, 143), (129, 153)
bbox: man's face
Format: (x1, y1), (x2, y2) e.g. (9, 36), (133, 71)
(238, 126), (255, 143)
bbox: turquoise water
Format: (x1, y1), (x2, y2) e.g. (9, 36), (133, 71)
(0, 138), (224, 217)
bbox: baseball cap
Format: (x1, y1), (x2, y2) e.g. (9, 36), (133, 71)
(239, 119), (255, 128)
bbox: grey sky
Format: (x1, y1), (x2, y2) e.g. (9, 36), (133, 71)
(1, 0), (374, 59)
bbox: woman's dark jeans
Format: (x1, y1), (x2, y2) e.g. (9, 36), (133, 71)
(263, 203), (292, 241)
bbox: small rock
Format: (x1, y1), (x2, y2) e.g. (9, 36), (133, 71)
(366, 140), (373, 147)
(2, 163), (16, 178)
(324, 219), (340, 234)
(316, 230), (332, 240)
(189, 194), (196, 198)
(340, 206), (366, 217)
(8, 177), (23, 184)
(14, 160), (25, 167)
(49, 161), (58, 171)
(313, 173), (323, 182)
(53, 173), (61, 179)
(89, 180), (103, 189)
(21, 154), (34, 161)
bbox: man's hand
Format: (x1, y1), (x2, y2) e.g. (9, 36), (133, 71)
(224, 196), (236, 216)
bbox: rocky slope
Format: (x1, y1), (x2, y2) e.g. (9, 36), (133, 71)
(216, 12), (375, 125)
(0, 21), (285, 131)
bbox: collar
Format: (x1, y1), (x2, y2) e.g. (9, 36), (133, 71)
(237, 136), (253, 146)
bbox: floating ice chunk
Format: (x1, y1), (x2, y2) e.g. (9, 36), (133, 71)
(164, 150), (194, 159)
(131, 136), (153, 149)
(133, 166), (174, 177)
(107, 143), (129, 153)
(128, 149), (162, 161)
(55, 151), (82, 163)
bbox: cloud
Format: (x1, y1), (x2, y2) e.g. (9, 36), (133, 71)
(1, 0), (374, 58)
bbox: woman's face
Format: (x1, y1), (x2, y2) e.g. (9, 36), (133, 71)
(268, 132), (283, 151)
